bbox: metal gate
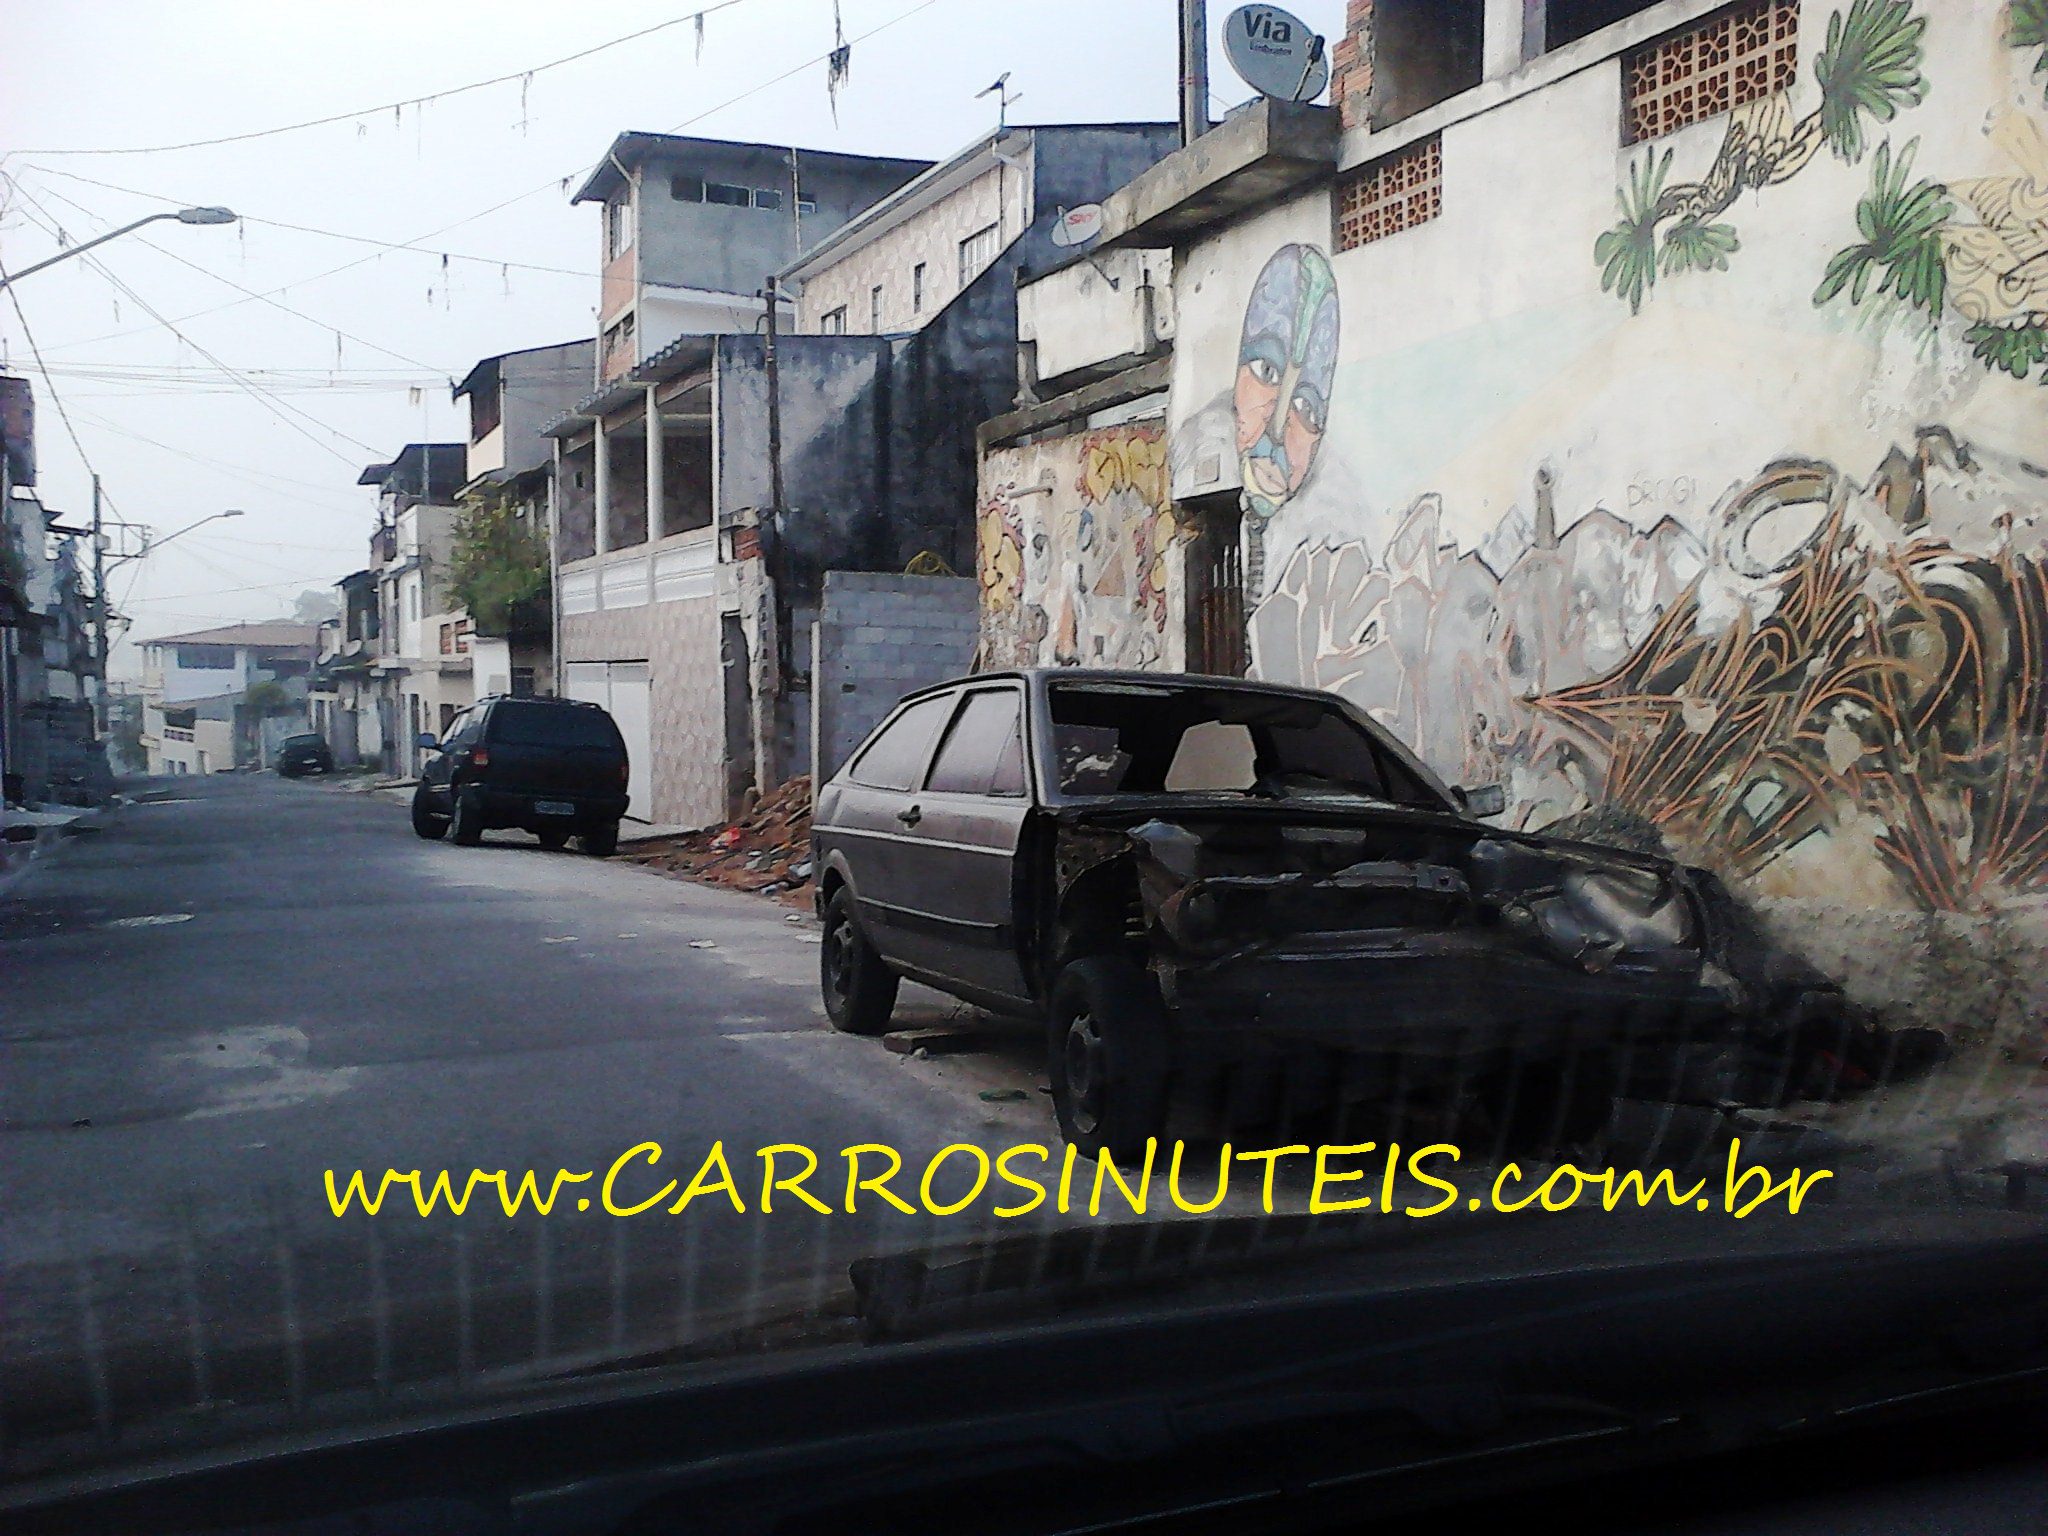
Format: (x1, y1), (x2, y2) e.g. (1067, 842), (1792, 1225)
(1186, 496), (1247, 677)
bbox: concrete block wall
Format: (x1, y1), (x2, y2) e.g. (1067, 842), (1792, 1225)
(813, 572), (979, 782)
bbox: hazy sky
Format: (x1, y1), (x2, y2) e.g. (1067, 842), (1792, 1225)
(0, 0), (1343, 667)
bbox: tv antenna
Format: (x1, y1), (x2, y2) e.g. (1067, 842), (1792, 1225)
(976, 72), (1022, 132)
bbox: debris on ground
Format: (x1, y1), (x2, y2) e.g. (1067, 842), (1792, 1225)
(883, 1028), (989, 1057)
(624, 777), (815, 909)
(979, 1089), (1027, 1103)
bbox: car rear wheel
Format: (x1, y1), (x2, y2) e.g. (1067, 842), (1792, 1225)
(537, 827), (570, 850)
(410, 790), (449, 841)
(821, 886), (898, 1035)
(1048, 956), (1172, 1161)
(580, 821), (619, 858)
(449, 788), (484, 846)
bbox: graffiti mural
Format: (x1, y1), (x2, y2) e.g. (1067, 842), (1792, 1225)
(1817, 109), (2048, 379)
(1251, 433), (2048, 912)
(1235, 244), (1341, 522)
(978, 424), (1180, 670)
(1597, 0), (1929, 313)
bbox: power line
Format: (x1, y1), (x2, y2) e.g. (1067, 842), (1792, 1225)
(12, 0), (948, 350)
(5, 190), (380, 465)
(9, 2), (759, 157)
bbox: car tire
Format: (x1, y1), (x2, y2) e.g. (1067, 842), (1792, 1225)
(537, 827), (571, 850)
(410, 789), (449, 841)
(821, 885), (898, 1036)
(1048, 955), (1172, 1161)
(580, 821), (619, 858)
(449, 788), (484, 846)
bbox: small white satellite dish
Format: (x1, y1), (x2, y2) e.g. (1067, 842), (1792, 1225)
(1050, 204), (1104, 248)
(1222, 5), (1329, 103)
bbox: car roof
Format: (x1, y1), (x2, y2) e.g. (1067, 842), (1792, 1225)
(893, 669), (1352, 707)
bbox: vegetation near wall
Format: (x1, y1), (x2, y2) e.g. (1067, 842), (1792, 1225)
(448, 487), (551, 638)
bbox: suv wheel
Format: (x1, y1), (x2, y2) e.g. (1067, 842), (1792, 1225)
(410, 789), (449, 841)
(580, 821), (619, 858)
(449, 788), (484, 846)
(537, 827), (570, 850)
(821, 886), (898, 1035)
(1048, 956), (1172, 1160)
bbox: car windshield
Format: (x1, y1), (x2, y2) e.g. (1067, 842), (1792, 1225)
(6, 2), (2042, 1526)
(1048, 681), (1446, 807)
(487, 703), (620, 749)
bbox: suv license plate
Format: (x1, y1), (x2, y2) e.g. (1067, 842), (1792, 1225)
(534, 801), (576, 817)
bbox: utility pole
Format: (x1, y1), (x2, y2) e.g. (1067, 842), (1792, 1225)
(1179, 0), (1210, 147)
(91, 474), (108, 734)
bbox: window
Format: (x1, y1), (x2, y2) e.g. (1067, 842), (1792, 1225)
(1336, 134), (1443, 251)
(847, 694), (954, 791)
(671, 174), (704, 202)
(796, 196), (817, 215)
(468, 380), (501, 444)
(439, 621), (456, 656)
(754, 187), (784, 212)
(705, 182), (750, 206)
(439, 703), (459, 736)
(958, 222), (1001, 285)
(487, 701), (624, 749)
(605, 196), (633, 261)
(1367, 0), (1483, 128)
(510, 665), (536, 698)
(1047, 683), (1442, 805)
(1547, 0), (1666, 50)
(870, 284), (884, 332)
(1624, 0), (1798, 145)
(175, 645), (235, 670)
(604, 312), (636, 368)
(924, 689), (1025, 796)
(912, 261), (927, 313)
(820, 306), (847, 335)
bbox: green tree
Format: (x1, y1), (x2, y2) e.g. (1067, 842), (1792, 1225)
(447, 488), (551, 637)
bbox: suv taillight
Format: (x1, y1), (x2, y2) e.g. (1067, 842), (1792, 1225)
(619, 762), (629, 784)
(470, 747), (490, 768)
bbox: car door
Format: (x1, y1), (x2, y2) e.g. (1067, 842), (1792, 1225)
(900, 684), (1032, 1002)
(422, 707), (473, 801)
(822, 691), (959, 971)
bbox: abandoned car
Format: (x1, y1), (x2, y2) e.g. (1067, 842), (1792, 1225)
(812, 671), (1858, 1157)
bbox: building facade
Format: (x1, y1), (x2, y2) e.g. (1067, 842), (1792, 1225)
(549, 123), (1178, 829)
(139, 622), (317, 774)
(997, 0), (2048, 1037)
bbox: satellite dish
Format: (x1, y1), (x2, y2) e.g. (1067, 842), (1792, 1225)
(1050, 204), (1104, 248)
(1222, 5), (1329, 103)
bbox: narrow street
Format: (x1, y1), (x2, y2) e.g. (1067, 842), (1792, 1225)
(0, 774), (1059, 1471)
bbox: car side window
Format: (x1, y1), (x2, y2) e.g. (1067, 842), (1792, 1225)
(846, 694), (954, 792)
(446, 709), (480, 749)
(924, 688), (1026, 797)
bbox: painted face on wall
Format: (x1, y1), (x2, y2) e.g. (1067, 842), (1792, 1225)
(1235, 244), (1340, 522)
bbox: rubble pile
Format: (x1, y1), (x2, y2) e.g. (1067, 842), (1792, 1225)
(627, 776), (815, 908)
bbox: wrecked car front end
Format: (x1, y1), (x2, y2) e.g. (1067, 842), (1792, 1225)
(1048, 800), (1842, 1081)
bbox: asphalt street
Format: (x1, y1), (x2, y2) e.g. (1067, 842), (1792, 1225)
(0, 772), (1073, 1476)
(4, 771), (2018, 1485)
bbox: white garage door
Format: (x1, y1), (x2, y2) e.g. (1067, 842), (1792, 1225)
(563, 661), (653, 821)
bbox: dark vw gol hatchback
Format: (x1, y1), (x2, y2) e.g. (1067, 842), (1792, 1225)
(812, 671), (1854, 1156)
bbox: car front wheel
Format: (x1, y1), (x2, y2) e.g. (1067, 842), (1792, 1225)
(410, 789), (449, 841)
(1048, 955), (1172, 1161)
(821, 886), (898, 1035)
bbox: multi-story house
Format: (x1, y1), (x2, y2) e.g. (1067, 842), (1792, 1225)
(355, 443), (468, 777)
(546, 122), (1179, 830)
(570, 132), (931, 383)
(138, 622), (317, 775)
(451, 338), (595, 701)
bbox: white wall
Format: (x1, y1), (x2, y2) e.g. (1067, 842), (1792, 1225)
(1168, 0), (2048, 936)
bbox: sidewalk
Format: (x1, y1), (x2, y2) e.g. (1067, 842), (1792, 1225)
(0, 802), (108, 896)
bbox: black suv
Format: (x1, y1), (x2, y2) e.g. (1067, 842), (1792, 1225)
(411, 695), (630, 856)
(275, 732), (334, 777)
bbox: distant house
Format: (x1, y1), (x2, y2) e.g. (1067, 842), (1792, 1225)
(139, 621), (318, 775)
(355, 443), (468, 777)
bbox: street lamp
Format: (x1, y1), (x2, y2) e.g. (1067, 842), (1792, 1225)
(0, 207), (240, 290)
(133, 507), (245, 559)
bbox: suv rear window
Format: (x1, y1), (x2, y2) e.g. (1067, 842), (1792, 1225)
(487, 702), (622, 749)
